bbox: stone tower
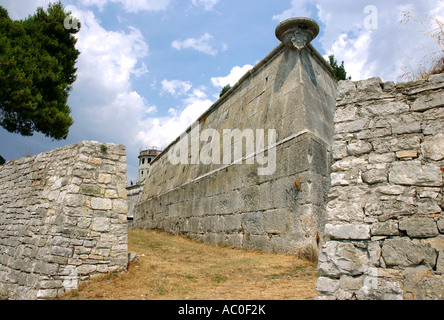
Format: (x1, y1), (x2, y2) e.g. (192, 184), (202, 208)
(138, 147), (161, 182)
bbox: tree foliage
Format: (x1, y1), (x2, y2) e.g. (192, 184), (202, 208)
(0, 155), (5, 165)
(399, 10), (444, 80)
(328, 55), (351, 81)
(219, 84), (232, 98)
(0, 2), (80, 140)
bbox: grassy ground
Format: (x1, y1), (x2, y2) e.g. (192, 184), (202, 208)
(60, 229), (319, 300)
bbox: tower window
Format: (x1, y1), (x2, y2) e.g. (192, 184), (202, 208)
(142, 158), (145, 165)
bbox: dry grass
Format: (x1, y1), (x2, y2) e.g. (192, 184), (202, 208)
(59, 229), (319, 300)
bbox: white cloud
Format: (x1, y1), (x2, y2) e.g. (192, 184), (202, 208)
(211, 65), (254, 88)
(191, 0), (220, 11)
(79, 0), (171, 12)
(172, 33), (227, 56)
(136, 95), (213, 150)
(1, 0), (59, 19)
(272, 0), (311, 22)
(161, 80), (193, 96)
(61, 8), (158, 182)
(137, 83), (214, 153)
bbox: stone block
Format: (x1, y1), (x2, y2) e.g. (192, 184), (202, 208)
(91, 217), (110, 232)
(381, 237), (437, 268)
(421, 133), (444, 161)
(336, 80), (356, 98)
(362, 101), (409, 116)
(347, 140), (373, 156)
(399, 218), (439, 238)
(316, 276), (339, 294)
(113, 199), (128, 214)
(437, 253), (444, 274)
(361, 169), (387, 185)
(371, 221), (399, 236)
(389, 161), (442, 187)
(325, 224), (371, 240)
(318, 241), (369, 277)
(411, 91), (444, 111)
(90, 197), (113, 210)
(241, 212), (263, 235)
(395, 150), (418, 159)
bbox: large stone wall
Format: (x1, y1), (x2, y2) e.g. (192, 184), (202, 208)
(134, 21), (337, 256)
(316, 76), (444, 300)
(0, 141), (128, 300)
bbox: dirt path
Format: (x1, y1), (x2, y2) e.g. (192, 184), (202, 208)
(59, 229), (319, 300)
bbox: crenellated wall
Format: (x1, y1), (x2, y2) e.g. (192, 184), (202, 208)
(0, 141), (128, 300)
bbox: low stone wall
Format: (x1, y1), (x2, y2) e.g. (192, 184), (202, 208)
(0, 141), (128, 300)
(316, 76), (444, 300)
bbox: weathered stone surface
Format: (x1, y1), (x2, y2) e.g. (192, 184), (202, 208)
(91, 217), (110, 232)
(318, 241), (369, 277)
(90, 198), (113, 210)
(382, 238), (437, 268)
(336, 80), (356, 99)
(316, 276), (339, 294)
(401, 266), (444, 300)
(395, 150), (418, 159)
(320, 77), (444, 300)
(437, 253), (444, 274)
(371, 221), (399, 236)
(347, 140), (373, 156)
(389, 161), (442, 187)
(421, 133), (444, 161)
(325, 224), (370, 240)
(411, 91), (444, 111)
(363, 101), (409, 116)
(399, 218), (439, 238)
(361, 169), (387, 184)
(438, 218), (444, 233)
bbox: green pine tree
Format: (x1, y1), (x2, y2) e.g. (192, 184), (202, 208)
(328, 55), (351, 81)
(0, 155), (5, 165)
(0, 1), (80, 140)
(219, 84), (232, 98)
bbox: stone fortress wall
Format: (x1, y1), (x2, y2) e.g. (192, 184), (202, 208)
(0, 17), (442, 300)
(133, 18), (338, 256)
(316, 76), (444, 299)
(0, 141), (128, 299)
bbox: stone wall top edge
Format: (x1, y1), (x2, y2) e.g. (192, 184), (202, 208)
(336, 73), (444, 103)
(0, 140), (126, 169)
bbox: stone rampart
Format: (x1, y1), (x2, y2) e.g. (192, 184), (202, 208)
(316, 75), (444, 300)
(0, 141), (128, 299)
(134, 18), (337, 256)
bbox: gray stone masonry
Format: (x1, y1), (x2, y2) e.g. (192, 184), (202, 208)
(0, 141), (128, 300)
(316, 75), (444, 300)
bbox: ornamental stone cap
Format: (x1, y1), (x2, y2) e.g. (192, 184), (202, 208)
(275, 17), (319, 50)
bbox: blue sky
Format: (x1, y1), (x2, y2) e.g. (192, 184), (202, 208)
(1, 0), (443, 182)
